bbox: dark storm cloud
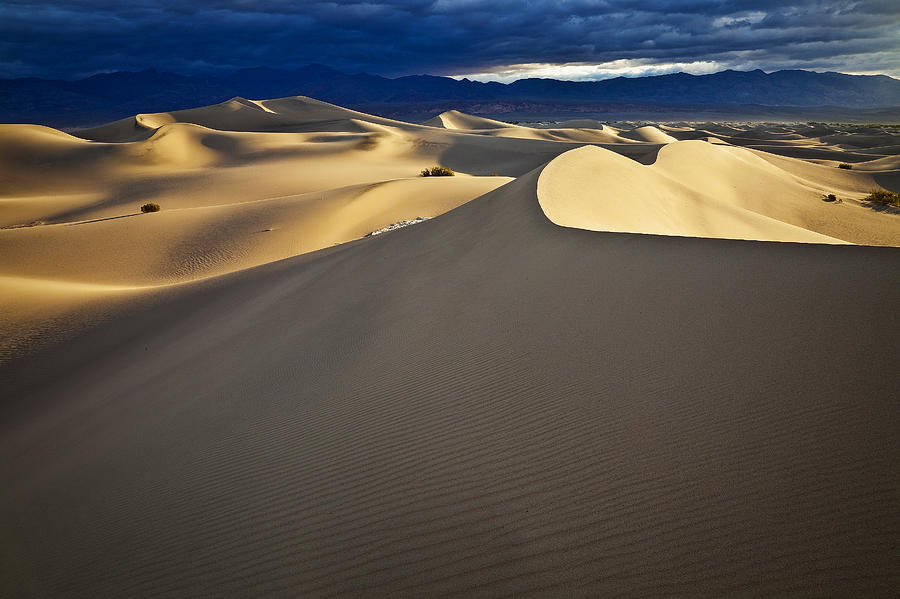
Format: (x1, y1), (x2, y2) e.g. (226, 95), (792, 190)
(1, 1), (898, 79)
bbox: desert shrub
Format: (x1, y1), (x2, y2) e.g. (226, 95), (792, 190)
(824, 193), (837, 202)
(0, 220), (46, 230)
(838, 163), (852, 169)
(863, 188), (900, 207)
(141, 203), (161, 213)
(420, 166), (455, 177)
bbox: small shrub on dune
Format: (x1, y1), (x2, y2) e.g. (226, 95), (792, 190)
(863, 188), (900, 207)
(838, 163), (852, 169)
(823, 193), (838, 202)
(141, 203), (161, 213)
(420, 166), (454, 177)
(0, 220), (46, 230)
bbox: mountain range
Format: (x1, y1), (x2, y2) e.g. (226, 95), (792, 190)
(2, 64), (899, 127)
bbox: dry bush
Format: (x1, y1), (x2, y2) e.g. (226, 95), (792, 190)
(863, 189), (900, 207)
(420, 166), (454, 177)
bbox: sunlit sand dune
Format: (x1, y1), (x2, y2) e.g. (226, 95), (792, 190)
(538, 145), (843, 243)
(619, 125), (678, 143)
(1, 98), (898, 598)
(79, 95), (423, 140)
(423, 109), (521, 130)
(0, 177), (505, 286)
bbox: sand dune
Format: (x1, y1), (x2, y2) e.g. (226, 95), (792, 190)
(538, 145), (842, 243)
(0, 176), (505, 286)
(422, 112), (654, 145)
(2, 101), (897, 357)
(619, 125), (678, 144)
(538, 141), (898, 245)
(423, 109), (520, 130)
(493, 126), (637, 144)
(1, 97), (899, 597)
(658, 121), (900, 165)
(3, 145), (898, 598)
(79, 96), (423, 141)
(1, 101), (897, 361)
(557, 118), (611, 129)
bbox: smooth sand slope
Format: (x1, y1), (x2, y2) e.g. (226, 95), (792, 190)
(619, 125), (678, 144)
(537, 143), (897, 244)
(423, 109), (522, 130)
(1, 99), (899, 597)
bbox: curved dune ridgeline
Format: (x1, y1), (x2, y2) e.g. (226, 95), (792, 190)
(1, 99), (899, 597)
(537, 143), (898, 244)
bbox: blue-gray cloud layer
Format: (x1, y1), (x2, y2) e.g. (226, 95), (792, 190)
(2, 1), (898, 79)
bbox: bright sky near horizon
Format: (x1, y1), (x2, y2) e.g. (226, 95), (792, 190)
(1, 1), (898, 80)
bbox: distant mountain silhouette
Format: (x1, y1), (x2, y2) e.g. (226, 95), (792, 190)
(2, 64), (898, 127)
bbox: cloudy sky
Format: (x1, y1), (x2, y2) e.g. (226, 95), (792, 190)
(2, 1), (898, 81)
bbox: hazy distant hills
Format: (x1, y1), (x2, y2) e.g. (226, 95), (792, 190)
(2, 64), (899, 127)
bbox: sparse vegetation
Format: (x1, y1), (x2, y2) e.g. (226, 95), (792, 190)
(141, 203), (161, 213)
(420, 166), (454, 177)
(823, 193), (838, 202)
(0, 220), (46, 229)
(862, 188), (900, 207)
(838, 163), (852, 169)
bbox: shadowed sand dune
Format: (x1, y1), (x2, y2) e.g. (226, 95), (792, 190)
(1, 99), (899, 597)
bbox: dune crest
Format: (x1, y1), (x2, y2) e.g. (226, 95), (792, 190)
(423, 109), (520, 130)
(619, 125), (678, 143)
(537, 143), (897, 244)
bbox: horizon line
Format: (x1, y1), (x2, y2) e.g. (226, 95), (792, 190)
(5, 63), (898, 84)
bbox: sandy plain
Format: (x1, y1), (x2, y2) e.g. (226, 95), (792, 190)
(1, 96), (898, 597)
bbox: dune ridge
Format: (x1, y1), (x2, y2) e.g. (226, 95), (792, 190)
(536, 143), (882, 243)
(1, 98), (899, 597)
(423, 109), (521, 130)
(618, 125), (678, 144)
(2, 143), (898, 596)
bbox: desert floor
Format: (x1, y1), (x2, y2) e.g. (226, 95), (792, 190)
(1, 97), (898, 597)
